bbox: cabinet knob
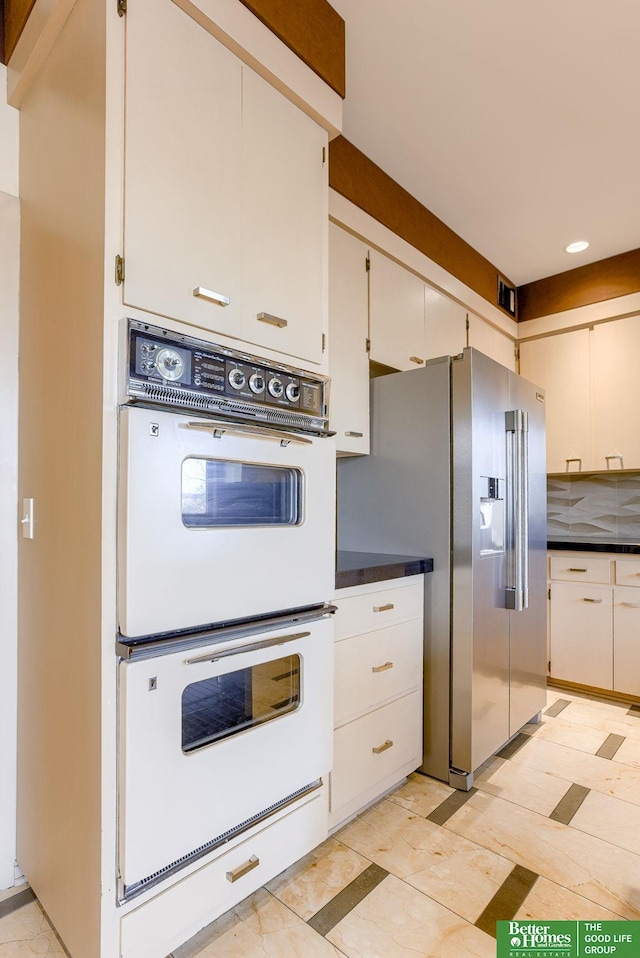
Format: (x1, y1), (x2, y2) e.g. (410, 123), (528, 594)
(372, 661), (394, 673)
(192, 286), (230, 307)
(257, 311), (288, 328)
(372, 739), (394, 754)
(226, 855), (260, 883)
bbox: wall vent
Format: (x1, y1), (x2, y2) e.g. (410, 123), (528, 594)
(498, 276), (517, 317)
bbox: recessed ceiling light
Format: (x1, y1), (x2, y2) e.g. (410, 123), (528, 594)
(564, 240), (590, 254)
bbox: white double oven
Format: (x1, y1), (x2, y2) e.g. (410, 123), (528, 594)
(116, 321), (335, 903)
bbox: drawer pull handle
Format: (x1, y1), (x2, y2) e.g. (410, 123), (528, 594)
(373, 739), (394, 754)
(345, 431), (364, 438)
(372, 661), (394, 673)
(373, 603), (394, 613)
(410, 356), (424, 365)
(621, 602), (640, 608)
(226, 855), (260, 883)
(257, 311), (288, 328)
(583, 597), (603, 603)
(193, 286), (230, 307)
(565, 458), (582, 471)
(605, 455), (624, 469)
(568, 568), (588, 573)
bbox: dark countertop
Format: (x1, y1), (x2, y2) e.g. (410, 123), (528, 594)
(548, 539), (640, 555)
(336, 551), (433, 590)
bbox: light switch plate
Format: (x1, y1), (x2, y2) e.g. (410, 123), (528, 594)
(21, 498), (34, 539)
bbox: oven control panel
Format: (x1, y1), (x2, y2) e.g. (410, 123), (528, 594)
(125, 321), (330, 434)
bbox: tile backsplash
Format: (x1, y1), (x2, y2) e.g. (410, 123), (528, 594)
(548, 473), (640, 540)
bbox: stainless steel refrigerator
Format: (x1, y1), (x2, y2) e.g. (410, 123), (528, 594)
(336, 348), (547, 789)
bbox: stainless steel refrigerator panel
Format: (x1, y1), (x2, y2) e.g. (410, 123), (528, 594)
(508, 370), (548, 735)
(451, 350), (510, 775)
(336, 358), (452, 781)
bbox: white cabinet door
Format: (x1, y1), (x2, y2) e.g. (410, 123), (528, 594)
(519, 329), (592, 473)
(368, 251), (426, 371)
(423, 287), (467, 360)
(328, 225), (370, 455)
(468, 315), (516, 370)
(124, 0), (243, 338)
(242, 67), (327, 365)
(592, 316), (640, 472)
(550, 581), (613, 689)
(614, 587), (640, 696)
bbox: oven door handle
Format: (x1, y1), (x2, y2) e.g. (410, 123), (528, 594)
(185, 630), (311, 665)
(183, 420), (313, 446)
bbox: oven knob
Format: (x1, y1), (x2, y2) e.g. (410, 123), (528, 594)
(228, 368), (246, 390)
(268, 378), (284, 398)
(285, 382), (300, 402)
(249, 373), (265, 394)
(194, 375), (202, 386)
(140, 343), (157, 355)
(141, 361), (156, 372)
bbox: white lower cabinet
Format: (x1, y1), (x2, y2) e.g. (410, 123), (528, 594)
(613, 587), (640, 696)
(549, 553), (640, 697)
(549, 581), (613, 689)
(329, 576), (424, 829)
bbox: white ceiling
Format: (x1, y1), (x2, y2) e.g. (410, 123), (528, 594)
(330, 0), (640, 286)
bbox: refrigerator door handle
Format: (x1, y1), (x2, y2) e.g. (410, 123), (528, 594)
(505, 409), (529, 612)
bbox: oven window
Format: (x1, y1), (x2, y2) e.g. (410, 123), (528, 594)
(181, 458), (302, 527)
(181, 654), (301, 752)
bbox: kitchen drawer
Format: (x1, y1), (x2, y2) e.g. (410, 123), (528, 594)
(120, 788), (327, 958)
(549, 556), (611, 585)
(615, 559), (640, 588)
(331, 691), (422, 815)
(334, 620), (423, 725)
(614, 587), (640, 696)
(333, 580), (422, 640)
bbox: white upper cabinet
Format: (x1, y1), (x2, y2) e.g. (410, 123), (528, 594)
(423, 287), (467, 360)
(241, 67), (327, 365)
(328, 224), (370, 455)
(368, 250), (426, 371)
(123, 0), (327, 366)
(591, 316), (640, 471)
(124, 0), (243, 340)
(468, 315), (516, 371)
(519, 329), (592, 474)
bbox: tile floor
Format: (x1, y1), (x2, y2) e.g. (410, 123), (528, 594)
(1, 688), (639, 958)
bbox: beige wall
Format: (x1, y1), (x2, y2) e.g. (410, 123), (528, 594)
(0, 63), (20, 892)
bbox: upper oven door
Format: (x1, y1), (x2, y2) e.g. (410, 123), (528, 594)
(118, 406), (336, 638)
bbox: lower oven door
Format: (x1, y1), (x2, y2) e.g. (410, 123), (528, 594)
(118, 405), (335, 638)
(118, 616), (333, 898)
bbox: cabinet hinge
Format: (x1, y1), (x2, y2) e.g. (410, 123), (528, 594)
(322, 333), (326, 352)
(365, 255), (370, 272)
(515, 344), (521, 363)
(548, 659), (551, 673)
(322, 147), (326, 166)
(115, 254), (125, 286)
(548, 587), (551, 600)
(117, 0), (126, 16)
(366, 337), (371, 353)
(465, 315), (470, 332)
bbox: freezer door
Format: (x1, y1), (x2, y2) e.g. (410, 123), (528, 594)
(451, 350), (511, 775)
(508, 370), (548, 735)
